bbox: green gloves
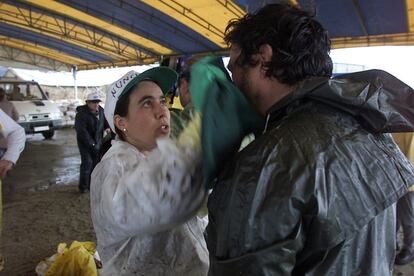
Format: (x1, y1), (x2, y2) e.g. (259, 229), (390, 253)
(190, 56), (265, 184)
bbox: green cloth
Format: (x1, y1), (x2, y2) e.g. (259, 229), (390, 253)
(190, 56), (265, 183)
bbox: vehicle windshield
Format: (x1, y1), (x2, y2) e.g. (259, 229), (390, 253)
(0, 82), (47, 101)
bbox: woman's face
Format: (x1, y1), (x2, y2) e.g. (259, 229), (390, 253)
(115, 81), (170, 152)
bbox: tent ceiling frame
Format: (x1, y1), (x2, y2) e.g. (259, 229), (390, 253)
(0, 44), (71, 71)
(22, 0), (174, 55)
(0, 36), (89, 64)
(0, 3), (156, 62)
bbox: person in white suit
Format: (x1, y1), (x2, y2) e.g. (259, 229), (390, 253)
(90, 67), (209, 275)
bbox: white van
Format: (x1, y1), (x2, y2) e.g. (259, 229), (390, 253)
(0, 80), (63, 139)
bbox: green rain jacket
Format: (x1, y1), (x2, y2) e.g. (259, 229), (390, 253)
(206, 70), (414, 275)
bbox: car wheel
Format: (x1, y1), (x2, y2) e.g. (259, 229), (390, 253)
(42, 130), (55, 139)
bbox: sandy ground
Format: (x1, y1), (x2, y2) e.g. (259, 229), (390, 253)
(0, 128), (413, 275)
(1, 128), (95, 275)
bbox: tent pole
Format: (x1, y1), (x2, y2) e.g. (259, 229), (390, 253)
(72, 65), (78, 100)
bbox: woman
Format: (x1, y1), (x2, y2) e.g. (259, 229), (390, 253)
(90, 67), (208, 275)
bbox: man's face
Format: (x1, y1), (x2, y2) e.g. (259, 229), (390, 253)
(227, 45), (257, 104)
(178, 78), (191, 107)
(87, 101), (100, 113)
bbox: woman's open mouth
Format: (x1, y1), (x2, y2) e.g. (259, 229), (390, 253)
(158, 124), (170, 135)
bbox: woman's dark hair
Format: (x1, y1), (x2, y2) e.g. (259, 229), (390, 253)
(224, 3), (332, 85)
(113, 84), (135, 140)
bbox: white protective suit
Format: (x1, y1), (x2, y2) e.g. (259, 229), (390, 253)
(90, 137), (209, 276)
(0, 108), (25, 163)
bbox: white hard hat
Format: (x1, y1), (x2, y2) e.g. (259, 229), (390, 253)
(86, 92), (102, 102)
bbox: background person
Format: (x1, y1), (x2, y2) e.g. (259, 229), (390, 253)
(177, 69), (194, 124)
(204, 4), (414, 275)
(0, 109), (25, 179)
(393, 132), (414, 265)
(10, 86), (23, 101)
(170, 69), (194, 139)
(0, 87), (20, 161)
(0, 108), (25, 272)
(90, 68), (208, 275)
(74, 92), (108, 193)
(0, 88), (18, 121)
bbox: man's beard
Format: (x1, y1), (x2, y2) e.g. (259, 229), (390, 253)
(238, 69), (255, 104)
(236, 69), (262, 114)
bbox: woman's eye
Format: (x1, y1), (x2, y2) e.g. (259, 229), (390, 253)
(160, 98), (167, 106)
(142, 100), (152, 107)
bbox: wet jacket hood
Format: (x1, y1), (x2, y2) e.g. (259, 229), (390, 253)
(268, 69), (414, 134)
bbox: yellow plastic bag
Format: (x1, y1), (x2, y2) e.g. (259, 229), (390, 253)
(36, 241), (98, 276)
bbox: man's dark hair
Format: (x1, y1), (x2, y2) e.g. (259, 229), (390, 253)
(178, 69), (191, 82)
(225, 3), (332, 85)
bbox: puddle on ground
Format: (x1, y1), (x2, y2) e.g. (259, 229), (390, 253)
(53, 156), (80, 185)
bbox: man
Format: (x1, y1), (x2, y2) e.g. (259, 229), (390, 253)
(0, 109), (25, 179)
(75, 92), (108, 193)
(0, 88), (19, 159)
(10, 86), (23, 101)
(177, 70), (194, 122)
(0, 88), (18, 121)
(205, 4), (414, 275)
(393, 132), (414, 265)
(0, 109), (25, 272)
(170, 69), (194, 139)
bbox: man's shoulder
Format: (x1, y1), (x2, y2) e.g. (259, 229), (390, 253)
(270, 99), (355, 136)
(76, 104), (88, 113)
(257, 104), (368, 166)
(76, 105), (96, 120)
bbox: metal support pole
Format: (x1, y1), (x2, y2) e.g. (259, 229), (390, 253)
(72, 65), (78, 100)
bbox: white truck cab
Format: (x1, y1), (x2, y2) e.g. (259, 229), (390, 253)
(0, 80), (63, 139)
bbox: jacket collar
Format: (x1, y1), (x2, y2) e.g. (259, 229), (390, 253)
(264, 77), (328, 132)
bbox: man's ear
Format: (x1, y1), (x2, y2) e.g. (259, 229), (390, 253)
(258, 44), (273, 63)
(114, 114), (126, 131)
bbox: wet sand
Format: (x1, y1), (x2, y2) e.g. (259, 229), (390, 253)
(0, 128), (413, 275)
(1, 128), (95, 275)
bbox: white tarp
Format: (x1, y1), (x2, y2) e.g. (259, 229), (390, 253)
(1, 65), (157, 87)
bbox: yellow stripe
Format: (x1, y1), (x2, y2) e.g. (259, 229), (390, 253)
(331, 32), (414, 49)
(0, 3), (141, 61)
(22, 0), (173, 55)
(0, 36), (90, 65)
(141, 0), (245, 47)
(407, 0), (414, 32)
